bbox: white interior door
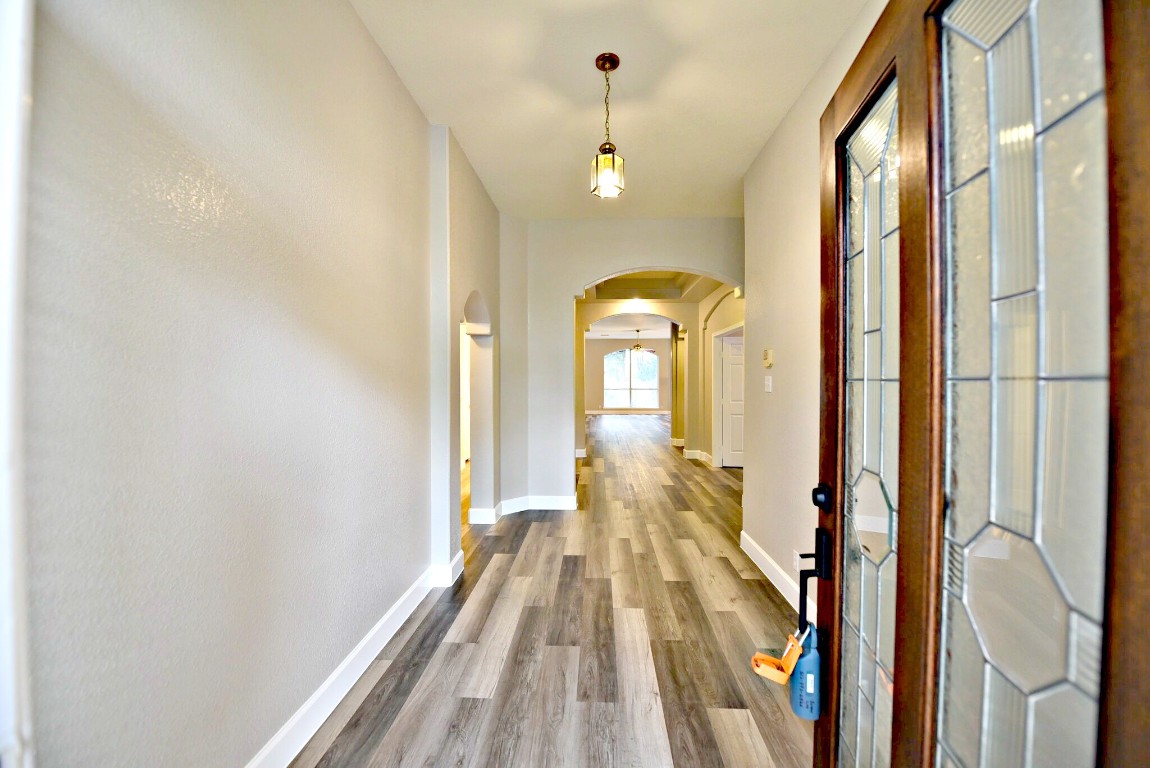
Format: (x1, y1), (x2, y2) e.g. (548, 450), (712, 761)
(721, 337), (744, 467)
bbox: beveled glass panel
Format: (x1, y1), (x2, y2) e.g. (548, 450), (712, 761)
(841, 624), (862, 751)
(944, 0), (1029, 48)
(854, 471), (893, 563)
(967, 526), (1069, 691)
(940, 1), (1110, 764)
(848, 257), (865, 380)
(1030, 685), (1099, 768)
(947, 381), (990, 543)
(861, 557), (879, 651)
(848, 86), (898, 175)
(874, 668), (893, 768)
(882, 234), (900, 380)
(1035, 0), (1105, 129)
(983, 665), (1027, 766)
(1041, 98), (1109, 378)
(947, 173), (991, 378)
(860, 639), (877, 706)
(1068, 612), (1102, 698)
(877, 553), (897, 671)
(848, 382), (864, 483)
(857, 695), (875, 768)
(990, 20), (1038, 299)
(940, 596), (984, 767)
(864, 339), (882, 473)
(943, 30), (989, 189)
(882, 106), (900, 236)
(991, 379), (1037, 536)
(993, 293), (1037, 379)
(882, 383), (899, 509)
(1041, 380), (1109, 621)
(865, 172), (883, 332)
(849, 159), (866, 257)
(842, 79), (899, 766)
(844, 516), (863, 630)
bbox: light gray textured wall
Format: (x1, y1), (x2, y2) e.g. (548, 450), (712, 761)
(498, 215), (530, 502)
(24, 2), (433, 764)
(447, 132), (500, 533)
(741, 0), (889, 610)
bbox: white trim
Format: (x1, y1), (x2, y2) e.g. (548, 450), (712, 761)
(469, 507), (497, 525)
(428, 550), (464, 586)
(461, 321), (491, 337)
(683, 450), (714, 466)
(670, 438), (685, 447)
(584, 409), (670, 415)
(712, 324), (744, 471)
(497, 496), (578, 516)
(1, 1), (35, 765)
(711, 320), (745, 338)
(574, 448), (587, 459)
(740, 531), (818, 626)
(245, 567), (437, 768)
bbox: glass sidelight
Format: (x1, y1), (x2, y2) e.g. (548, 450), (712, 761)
(839, 81), (900, 768)
(936, 0), (1109, 765)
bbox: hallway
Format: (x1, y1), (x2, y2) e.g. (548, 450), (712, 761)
(293, 415), (812, 767)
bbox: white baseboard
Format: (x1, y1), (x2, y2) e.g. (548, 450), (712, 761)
(585, 409), (670, 415)
(683, 450), (714, 466)
(428, 550), (464, 586)
(246, 568), (436, 768)
(469, 507), (498, 525)
(498, 495), (579, 516)
(740, 530), (818, 627)
(575, 448), (587, 459)
(670, 438), (685, 447)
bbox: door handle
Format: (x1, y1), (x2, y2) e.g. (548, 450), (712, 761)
(811, 482), (833, 513)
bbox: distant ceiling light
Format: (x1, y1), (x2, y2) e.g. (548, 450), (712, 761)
(632, 329), (643, 352)
(591, 53), (624, 199)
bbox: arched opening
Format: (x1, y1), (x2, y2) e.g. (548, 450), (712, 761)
(459, 291), (496, 533)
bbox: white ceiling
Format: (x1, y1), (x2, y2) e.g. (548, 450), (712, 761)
(350, 0), (870, 219)
(587, 313), (673, 339)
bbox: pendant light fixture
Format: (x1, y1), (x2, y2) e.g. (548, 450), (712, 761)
(591, 52), (624, 199)
(632, 329), (643, 352)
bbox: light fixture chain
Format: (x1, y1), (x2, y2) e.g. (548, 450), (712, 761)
(604, 70), (611, 143)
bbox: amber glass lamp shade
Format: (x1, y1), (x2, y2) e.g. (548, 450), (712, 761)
(591, 142), (624, 198)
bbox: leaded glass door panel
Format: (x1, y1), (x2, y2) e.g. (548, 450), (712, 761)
(814, 0), (1145, 765)
(936, 0), (1111, 765)
(838, 81), (902, 768)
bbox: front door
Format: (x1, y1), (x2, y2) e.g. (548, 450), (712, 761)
(814, 0), (1147, 765)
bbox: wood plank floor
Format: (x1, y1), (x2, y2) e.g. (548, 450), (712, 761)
(293, 414), (813, 768)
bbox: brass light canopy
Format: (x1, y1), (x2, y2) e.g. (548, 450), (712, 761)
(591, 52), (624, 199)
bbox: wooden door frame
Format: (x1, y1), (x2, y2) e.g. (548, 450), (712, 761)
(816, 1), (937, 764)
(816, 0), (1150, 766)
(1099, 2), (1150, 764)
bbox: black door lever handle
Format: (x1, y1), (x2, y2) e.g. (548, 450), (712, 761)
(811, 482), (833, 513)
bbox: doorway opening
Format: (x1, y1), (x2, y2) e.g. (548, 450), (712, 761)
(711, 323), (744, 468)
(459, 324), (471, 533)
